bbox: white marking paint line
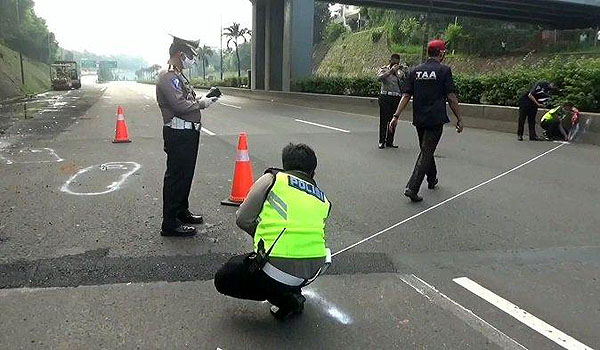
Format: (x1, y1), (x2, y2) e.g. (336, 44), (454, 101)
(454, 277), (593, 350)
(303, 289), (353, 325)
(61, 161), (141, 196)
(218, 102), (242, 109)
(400, 274), (527, 350)
(294, 119), (351, 133)
(201, 127), (215, 136)
(332, 143), (566, 257)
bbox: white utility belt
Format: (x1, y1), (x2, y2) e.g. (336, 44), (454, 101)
(165, 117), (201, 131)
(380, 91), (402, 97)
(262, 248), (332, 287)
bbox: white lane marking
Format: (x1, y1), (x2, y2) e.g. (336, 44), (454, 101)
(61, 161), (141, 196)
(294, 119), (351, 133)
(201, 127), (215, 136)
(454, 277), (593, 350)
(143, 95), (152, 100)
(332, 143), (566, 257)
(303, 289), (353, 325)
(400, 274), (527, 350)
(218, 102), (242, 109)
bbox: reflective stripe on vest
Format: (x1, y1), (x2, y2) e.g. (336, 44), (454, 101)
(254, 172), (331, 259)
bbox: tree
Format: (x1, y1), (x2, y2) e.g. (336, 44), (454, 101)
(198, 45), (214, 80)
(314, 2), (332, 43)
(223, 22), (251, 78)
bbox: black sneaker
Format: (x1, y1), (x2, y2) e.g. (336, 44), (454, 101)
(404, 188), (423, 202)
(378, 143), (385, 149)
(161, 225), (197, 237)
(518, 136), (524, 141)
(428, 178), (438, 190)
(385, 144), (399, 149)
(270, 293), (306, 320)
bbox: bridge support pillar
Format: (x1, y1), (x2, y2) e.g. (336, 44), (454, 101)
(251, 0), (314, 91)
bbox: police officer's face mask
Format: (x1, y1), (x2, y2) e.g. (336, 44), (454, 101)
(181, 53), (196, 69)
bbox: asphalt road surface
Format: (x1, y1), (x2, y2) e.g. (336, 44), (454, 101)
(1, 80), (598, 349)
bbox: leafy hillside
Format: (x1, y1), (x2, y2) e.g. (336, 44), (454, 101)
(316, 27), (600, 77)
(0, 44), (50, 100)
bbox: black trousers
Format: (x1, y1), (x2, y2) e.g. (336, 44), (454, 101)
(162, 126), (200, 230)
(214, 254), (301, 308)
(378, 95), (401, 144)
(541, 120), (564, 139)
(407, 124), (444, 193)
(518, 104), (538, 139)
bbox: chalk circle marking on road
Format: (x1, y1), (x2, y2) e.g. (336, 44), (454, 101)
(60, 161), (141, 196)
(0, 148), (64, 165)
(454, 277), (594, 350)
(303, 289), (353, 325)
(294, 119), (351, 133)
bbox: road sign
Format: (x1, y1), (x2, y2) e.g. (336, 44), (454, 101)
(99, 60), (118, 69)
(80, 59), (97, 69)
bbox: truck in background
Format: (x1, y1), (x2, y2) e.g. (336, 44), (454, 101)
(50, 61), (81, 90)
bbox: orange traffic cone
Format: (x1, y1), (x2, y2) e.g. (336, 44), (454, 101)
(221, 132), (254, 206)
(112, 106), (131, 143)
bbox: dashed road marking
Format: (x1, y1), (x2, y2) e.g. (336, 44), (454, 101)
(218, 102), (242, 109)
(454, 277), (593, 350)
(400, 274), (527, 350)
(294, 118), (351, 133)
(201, 127), (216, 136)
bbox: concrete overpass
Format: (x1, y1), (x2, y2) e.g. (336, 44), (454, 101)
(250, 0), (600, 91)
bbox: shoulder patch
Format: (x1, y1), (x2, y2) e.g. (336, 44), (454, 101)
(170, 76), (182, 91)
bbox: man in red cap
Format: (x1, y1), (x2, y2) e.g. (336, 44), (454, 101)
(390, 39), (463, 202)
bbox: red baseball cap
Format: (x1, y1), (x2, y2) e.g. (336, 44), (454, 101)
(427, 39), (447, 52)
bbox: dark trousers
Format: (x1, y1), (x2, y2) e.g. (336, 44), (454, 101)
(214, 254), (301, 308)
(162, 126), (200, 230)
(518, 104), (538, 139)
(407, 124), (444, 193)
(378, 95), (401, 144)
(541, 120), (563, 139)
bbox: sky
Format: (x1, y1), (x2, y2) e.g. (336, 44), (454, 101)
(34, 0), (252, 66)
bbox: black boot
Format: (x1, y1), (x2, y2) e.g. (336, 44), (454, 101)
(270, 293), (306, 320)
(161, 225), (197, 237)
(177, 210), (204, 224)
(404, 188), (423, 202)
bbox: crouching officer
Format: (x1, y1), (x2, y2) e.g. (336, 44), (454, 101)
(214, 143), (332, 320)
(157, 36), (219, 237)
(541, 102), (579, 141)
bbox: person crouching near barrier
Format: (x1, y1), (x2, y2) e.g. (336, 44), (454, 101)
(541, 102), (580, 141)
(214, 143), (332, 320)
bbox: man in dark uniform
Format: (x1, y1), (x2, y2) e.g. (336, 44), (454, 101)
(377, 54), (407, 149)
(156, 36), (219, 237)
(390, 40), (463, 202)
(517, 81), (556, 141)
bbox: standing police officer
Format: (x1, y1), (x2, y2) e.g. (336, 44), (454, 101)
(377, 53), (407, 149)
(390, 40), (463, 202)
(517, 81), (556, 141)
(214, 143), (332, 320)
(156, 36), (219, 237)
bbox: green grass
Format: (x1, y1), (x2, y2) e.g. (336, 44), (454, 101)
(0, 43), (51, 100)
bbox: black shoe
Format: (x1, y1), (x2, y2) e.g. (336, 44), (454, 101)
(161, 225), (197, 237)
(378, 143), (385, 149)
(385, 144), (399, 148)
(518, 136), (523, 141)
(428, 178), (438, 190)
(404, 188), (423, 202)
(177, 211), (204, 225)
(270, 293), (306, 321)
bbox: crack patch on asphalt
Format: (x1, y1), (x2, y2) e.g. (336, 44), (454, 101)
(0, 250), (397, 289)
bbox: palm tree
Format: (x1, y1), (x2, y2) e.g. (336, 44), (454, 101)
(223, 22), (251, 78)
(198, 45), (214, 80)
